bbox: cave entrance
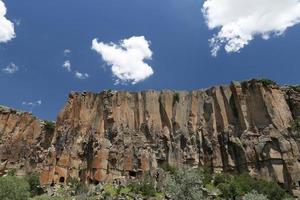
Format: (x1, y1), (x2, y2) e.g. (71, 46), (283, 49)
(129, 171), (137, 177)
(59, 177), (65, 183)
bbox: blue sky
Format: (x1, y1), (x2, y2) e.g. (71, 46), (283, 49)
(0, 0), (300, 120)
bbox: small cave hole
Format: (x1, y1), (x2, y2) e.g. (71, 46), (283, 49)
(129, 171), (137, 177)
(92, 180), (100, 185)
(59, 177), (65, 183)
(50, 181), (55, 187)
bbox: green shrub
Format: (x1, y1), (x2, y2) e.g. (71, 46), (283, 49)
(173, 92), (180, 105)
(215, 173), (289, 200)
(7, 169), (17, 176)
(103, 183), (119, 197)
(160, 163), (177, 175)
(255, 179), (289, 200)
(202, 167), (213, 186)
(25, 173), (44, 197)
(214, 173), (232, 186)
(66, 176), (87, 195)
(128, 180), (156, 197)
(0, 175), (30, 200)
(164, 168), (204, 200)
(43, 120), (55, 132)
(291, 117), (300, 133)
(242, 190), (268, 200)
(30, 194), (66, 200)
(257, 79), (278, 87)
(291, 85), (300, 93)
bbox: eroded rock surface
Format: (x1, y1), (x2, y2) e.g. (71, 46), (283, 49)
(0, 106), (55, 176)
(36, 80), (300, 193)
(1, 80), (300, 193)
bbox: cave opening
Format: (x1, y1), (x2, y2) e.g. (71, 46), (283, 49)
(129, 171), (137, 177)
(59, 177), (65, 183)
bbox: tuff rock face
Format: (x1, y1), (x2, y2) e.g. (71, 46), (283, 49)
(37, 80), (300, 193)
(1, 79), (300, 193)
(0, 106), (54, 176)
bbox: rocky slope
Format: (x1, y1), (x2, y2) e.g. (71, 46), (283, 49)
(1, 79), (300, 194)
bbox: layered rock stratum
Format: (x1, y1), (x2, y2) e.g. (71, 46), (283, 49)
(1, 79), (300, 193)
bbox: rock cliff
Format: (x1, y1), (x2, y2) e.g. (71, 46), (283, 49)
(1, 79), (300, 194)
(0, 106), (55, 176)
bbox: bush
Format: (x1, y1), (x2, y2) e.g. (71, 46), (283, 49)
(173, 92), (180, 105)
(291, 85), (300, 93)
(30, 194), (66, 200)
(242, 190), (268, 200)
(291, 117), (300, 133)
(202, 167), (213, 186)
(7, 169), (17, 176)
(257, 79), (278, 87)
(0, 175), (30, 200)
(213, 173), (232, 186)
(160, 163), (177, 175)
(31, 195), (71, 200)
(127, 177), (157, 197)
(26, 173), (44, 197)
(215, 173), (289, 200)
(66, 176), (87, 195)
(43, 120), (55, 132)
(164, 168), (204, 200)
(103, 183), (119, 198)
(255, 179), (289, 200)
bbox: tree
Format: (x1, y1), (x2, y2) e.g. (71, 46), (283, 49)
(242, 190), (268, 200)
(164, 168), (204, 200)
(0, 175), (30, 200)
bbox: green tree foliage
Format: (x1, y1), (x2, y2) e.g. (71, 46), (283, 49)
(0, 175), (31, 200)
(127, 174), (157, 197)
(242, 190), (268, 200)
(214, 173), (289, 200)
(257, 79), (278, 87)
(66, 176), (88, 195)
(26, 173), (44, 197)
(43, 120), (55, 132)
(291, 117), (300, 133)
(173, 92), (180, 106)
(159, 163), (177, 175)
(30, 194), (66, 200)
(164, 168), (204, 200)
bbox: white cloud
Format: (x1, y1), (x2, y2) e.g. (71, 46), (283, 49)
(91, 36), (154, 85)
(62, 60), (71, 72)
(2, 62), (18, 74)
(13, 19), (21, 26)
(22, 100), (42, 108)
(202, 0), (300, 56)
(64, 49), (71, 55)
(75, 71), (89, 80)
(0, 0), (15, 43)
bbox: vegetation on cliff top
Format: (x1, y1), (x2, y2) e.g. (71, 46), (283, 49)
(43, 120), (55, 132)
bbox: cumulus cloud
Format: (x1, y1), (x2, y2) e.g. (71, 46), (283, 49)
(62, 60), (71, 72)
(0, 0), (15, 43)
(202, 0), (300, 56)
(91, 36), (154, 85)
(2, 62), (18, 74)
(75, 71), (89, 80)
